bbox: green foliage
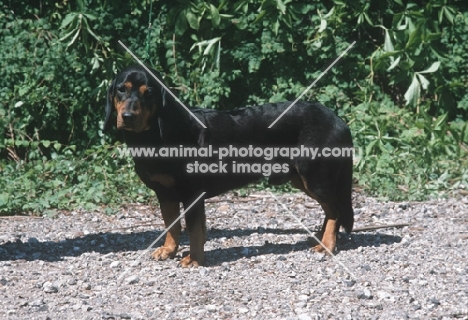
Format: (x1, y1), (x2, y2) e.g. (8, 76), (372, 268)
(0, 0), (467, 214)
(0, 142), (153, 215)
(349, 99), (468, 200)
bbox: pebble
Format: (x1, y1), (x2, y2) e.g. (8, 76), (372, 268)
(125, 275), (139, 284)
(43, 281), (58, 293)
(358, 289), (373, 300)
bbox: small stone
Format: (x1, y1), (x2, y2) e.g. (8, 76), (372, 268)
(239, 307), (249, 314)
(30, 299), (44, 307)
(206, 305), (217, 312)
(418, 280), (428, 286)
(298, 294), (309, 301)
(130, 260), (141, 267)
(428, 297), (440, 305)
(344, 280), (356, 287)
(110, 261), (121, 268)
(358, 289), (373, 300)
(315, 253), (326, 262)
(377, 291), (394, 301)
(295, 301), (307, 308)
(217, 205), (230, 211)
(199, 267), (209, 276)
(126, 275), (139, 284)
(361, 264), (371, 271)
(82, 305), (92, 312)
(43, 281), (58, 293)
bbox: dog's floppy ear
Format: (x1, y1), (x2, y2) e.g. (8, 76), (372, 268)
(147, 68), (169, 110)
(103, 79), (115, 132)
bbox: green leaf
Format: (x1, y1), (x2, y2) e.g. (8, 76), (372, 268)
(186, 11), (199, 30)
(405, 25), (422, 49)
(387, 56), (401, 71)
(416, 73), (429, 90)
(384, 29), (394, 52)
(210, 4), (220, 27)
(365, 139), (378, 155)
(175, 10), (188, 34)
(323, 6), (334, 19)
(0, 193), (9, 206)
(419, 61), (441, 74)
(318, 19), (327, 33)
(442, 6), (455, 24)
(276, 0), (286, 14)
(404, 75), (420, 106)
(253, 10), (267, 24)
(273, 19), (280, 35)
(434, 113), (448, 130)
(60, 13), (77, 29)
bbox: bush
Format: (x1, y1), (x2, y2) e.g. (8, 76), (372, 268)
(0, 0), (467, 214)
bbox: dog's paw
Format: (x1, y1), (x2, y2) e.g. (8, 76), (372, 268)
(179, 254), (203, 268)
(151, 246), (177, 261)
(312, 242), (336, 254)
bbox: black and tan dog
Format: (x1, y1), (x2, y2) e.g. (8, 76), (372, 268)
(104, 65), (354, 267)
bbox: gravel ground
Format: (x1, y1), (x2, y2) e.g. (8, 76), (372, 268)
(0, 191), (467, 319)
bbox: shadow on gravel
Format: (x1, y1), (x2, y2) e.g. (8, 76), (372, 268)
(0, 228), (401, 264)
(205, 229), (402, 266)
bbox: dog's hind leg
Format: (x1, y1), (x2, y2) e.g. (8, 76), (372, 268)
(291, 160), (353, 253)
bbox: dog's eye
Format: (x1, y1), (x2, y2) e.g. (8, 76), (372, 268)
(145, 87), (154, 95)
(117, 86), (126, 93)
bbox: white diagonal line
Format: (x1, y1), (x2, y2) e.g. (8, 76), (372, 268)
(118, 191), (206, 280)
(118, 40), (207, 129)
(268, 192), (357, 280)
(268, 41), (356, 128)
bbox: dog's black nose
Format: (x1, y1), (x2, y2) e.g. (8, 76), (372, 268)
(122, 112), (135, 123)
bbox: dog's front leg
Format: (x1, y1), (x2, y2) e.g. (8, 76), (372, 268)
(151, 201), (181, 261)
(180, 201), (206, 267)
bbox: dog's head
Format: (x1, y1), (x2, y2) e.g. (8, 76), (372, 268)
(103, 65), (166, 133)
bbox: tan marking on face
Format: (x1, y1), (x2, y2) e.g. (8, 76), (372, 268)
(113, 88), (154, 132)
(114, 97), (127, 130)
(124, 81), (132, 89)
(139, 85), (148, 95)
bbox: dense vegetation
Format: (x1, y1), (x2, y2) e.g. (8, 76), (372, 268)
(1, 0), (467, 215)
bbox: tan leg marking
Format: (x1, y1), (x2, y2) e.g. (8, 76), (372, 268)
(291, 172), (337, 254)
(313, 216), (337, 253)
(151, 201), (181, 261)
(180, 205), (206, 267)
